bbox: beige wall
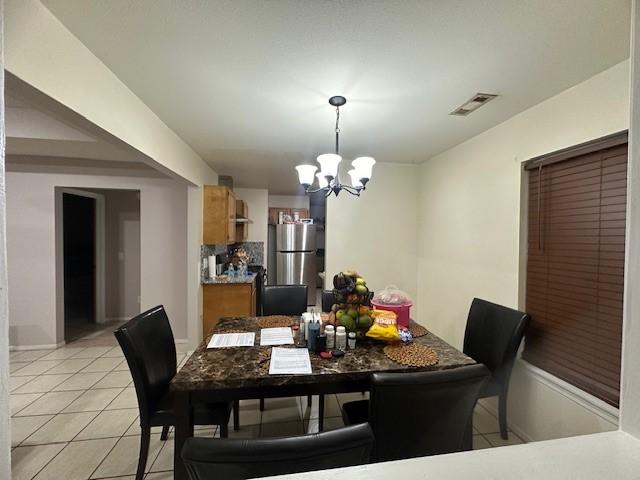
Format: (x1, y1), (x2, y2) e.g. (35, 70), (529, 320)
(90, 189), (141, 320)
(268, 195), (310, 210)
(235, 187), (268, 261)
(0, 12), (10, 475)
(326, 163), (419, 317)
(417, 59), (630, 441)
(7, 168), (189, 346)
(621, 1), (640, 438)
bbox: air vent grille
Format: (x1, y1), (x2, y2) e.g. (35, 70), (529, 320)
(450, 93), (498, 116)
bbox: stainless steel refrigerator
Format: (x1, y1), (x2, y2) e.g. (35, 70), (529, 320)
(274, 224), (316, 305)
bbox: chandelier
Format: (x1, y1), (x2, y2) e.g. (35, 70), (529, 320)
(295, 96), (375, 197)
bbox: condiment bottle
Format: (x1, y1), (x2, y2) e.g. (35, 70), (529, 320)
(348, 331), (356, 349)
(325, 325), (335, 350)
(308, 319), (320, 352)
(336, 326), (347, 351)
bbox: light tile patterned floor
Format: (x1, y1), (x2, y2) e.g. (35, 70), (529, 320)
(9, 327), (524, 479)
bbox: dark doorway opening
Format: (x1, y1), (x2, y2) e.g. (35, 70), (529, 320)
(63, 193), (96, 342)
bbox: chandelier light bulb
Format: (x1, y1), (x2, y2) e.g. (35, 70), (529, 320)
(317, 153), (342, 179)
(316, 172), (329, 189)
(295, 164), (318, 186)
(352, 157), (376, 181)
(348, 169), (364, 188)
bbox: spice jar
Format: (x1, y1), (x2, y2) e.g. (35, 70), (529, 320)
(348, 331), (356, 349)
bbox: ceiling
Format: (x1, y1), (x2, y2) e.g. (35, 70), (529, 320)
(42, 0), (630, 193)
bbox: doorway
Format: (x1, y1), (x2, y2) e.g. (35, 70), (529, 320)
(63, 192), (98, 341)
(57, 187), (141, 344)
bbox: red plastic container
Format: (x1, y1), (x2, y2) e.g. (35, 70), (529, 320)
(371, 301), (412, 328)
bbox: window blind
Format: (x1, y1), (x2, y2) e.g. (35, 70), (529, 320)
(523, 138), (627, 407)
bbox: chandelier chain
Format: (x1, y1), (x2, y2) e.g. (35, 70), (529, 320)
(334, 106), (341, 154)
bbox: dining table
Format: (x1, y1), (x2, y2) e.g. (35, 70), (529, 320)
(171, 316), (475, 480)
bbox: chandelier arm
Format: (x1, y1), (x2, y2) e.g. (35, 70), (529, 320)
(339, 185), (362, 197)
(304, 186), (330, 194)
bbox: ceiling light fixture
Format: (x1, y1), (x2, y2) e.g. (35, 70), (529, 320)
(296, 96), (375, 197)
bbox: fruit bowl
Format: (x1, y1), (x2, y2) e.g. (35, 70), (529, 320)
(326, 270), (374, 334)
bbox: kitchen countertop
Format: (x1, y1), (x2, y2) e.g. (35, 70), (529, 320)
(202, 272), (257, 285)
(266, 432), (640, 480)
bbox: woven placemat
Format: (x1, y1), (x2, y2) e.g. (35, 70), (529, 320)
(409, 320), (429, 338)
(383, 343), (439, 367)
(257, 315), (295, 328)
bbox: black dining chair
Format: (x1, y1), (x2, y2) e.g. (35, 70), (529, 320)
(114, 305), (233, 480)
(342, 365), (490, 462)
(463, 297), (530, 439)
(321, 290), (335, 313)
(261, 284), (308, 315)
(181, 423), (374, 480)
(258, 284), (313, 413)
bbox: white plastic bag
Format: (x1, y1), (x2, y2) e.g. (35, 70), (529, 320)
(372, 284), (413, 306)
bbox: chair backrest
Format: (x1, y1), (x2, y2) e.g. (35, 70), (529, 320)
(181, 423), (374, 480)
(262, 285), (308, 316)
(463, 298), (530, 378)
(369, 364), (489, 462)
(114, 305), (177, 423)
(321, 290), (335, 313)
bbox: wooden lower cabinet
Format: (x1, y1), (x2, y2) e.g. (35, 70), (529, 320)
(203, 280), (256, 337)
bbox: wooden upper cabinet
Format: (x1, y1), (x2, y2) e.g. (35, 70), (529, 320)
(204, 185), (236, 245)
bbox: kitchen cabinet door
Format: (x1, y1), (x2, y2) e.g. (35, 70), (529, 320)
(203, 185), (236, 245)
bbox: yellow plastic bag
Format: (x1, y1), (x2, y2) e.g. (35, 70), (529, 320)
(366, 309), (400, 342)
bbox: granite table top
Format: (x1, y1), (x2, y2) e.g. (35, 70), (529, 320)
(172, 316), (475, 394)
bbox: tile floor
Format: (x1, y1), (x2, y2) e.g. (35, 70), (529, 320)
(9, 327), (524, 480)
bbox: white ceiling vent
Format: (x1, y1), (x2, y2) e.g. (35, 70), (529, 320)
(450, 93), (498, 116)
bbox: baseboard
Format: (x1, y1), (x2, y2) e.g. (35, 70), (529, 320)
(105, 317), (130, 322)
(10, 341), (66, 351)
(174, 339), (188, 344)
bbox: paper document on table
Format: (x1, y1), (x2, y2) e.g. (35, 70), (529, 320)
(207, 332), (255, 349)
(260, 327), (294, 346)
(268, 347), (312, 375)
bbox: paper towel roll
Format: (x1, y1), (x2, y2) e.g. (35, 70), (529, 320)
(208, 255), (216, 279)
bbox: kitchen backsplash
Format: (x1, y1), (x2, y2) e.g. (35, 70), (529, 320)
(200, 241), (264, 280)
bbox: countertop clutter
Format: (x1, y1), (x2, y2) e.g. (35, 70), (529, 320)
(202, 272), (257, 285)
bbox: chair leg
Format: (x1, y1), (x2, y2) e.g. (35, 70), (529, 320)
(136, 424), (151, 480)
(307, 395), (312, 407)
(259, 398), (265, 411)
(318, 394), (325, 432)
(233, 399), (240, 431)
(219, 421), (229, 438)
(499, 389), (509, 440)
(160, 425), (170, 441)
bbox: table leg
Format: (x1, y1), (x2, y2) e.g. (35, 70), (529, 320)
(318, 394), (325, 432)
(174, 390), (193, 480)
